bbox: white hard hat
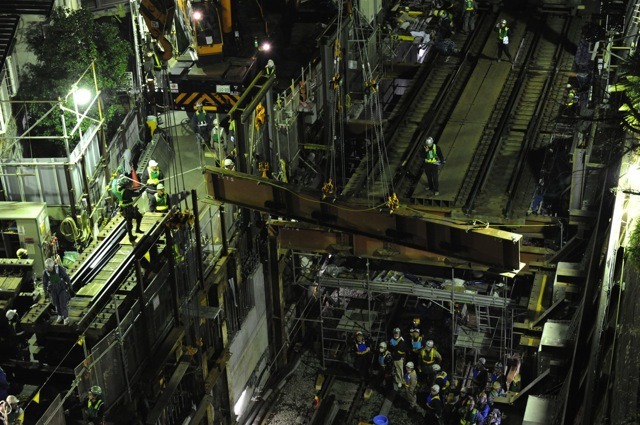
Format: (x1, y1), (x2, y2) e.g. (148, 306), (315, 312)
(267, 59), (275, 68)
(393, 327), (401, 334)
(5, 309), (17, 321)
(156, 183), (165, 190)
(425, 340), (434, 348)
(406, 362), (414, 369)
(149, 159), (158, 167)
(379, 341), (387, 350)
(224, 158), (234, 167)
(6, 395), (18, 404)
(501, 19), (507, 24)
(432, 364), (441, 372)
(431, 384), (440, 394)
(478, 357), (486, 364)
(425, 137), (434, 145)
(411, 328), (420, 334)
(45, 258), (55, 268)
(566, 83), (572, 89)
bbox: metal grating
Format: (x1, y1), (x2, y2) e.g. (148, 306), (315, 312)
(0, 15), (19, 77)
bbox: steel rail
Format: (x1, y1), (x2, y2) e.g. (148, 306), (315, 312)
(503, 17), (573, 218)
(463, 19), (545, 214)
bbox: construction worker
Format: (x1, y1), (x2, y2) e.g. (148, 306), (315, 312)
(388, 327), (407, 390)
(191, 103), (210, 145)
(5, 310), (27, 359)
(420, 339), (443, 382)
(486, 408), (503, 424)
(409, 328), (423, 367)
(43, 257), (72, 325)
(112, 177), (143, 243)
(462, 0), (477, 33)
(149, 183), (170, 213)
(4, 395), (23, 425)
(475, 391), (491, 423)
(425, 384), (443, 424)
(459, 397), (481, 425)
(375, 342), (393, 387)
(449, 386), (472, 424)
(472, 357), (488, 393)
(141, 159), (165, 202)
(565, 83), (578, 114)
(432, 364), (450, 395)
(496, 19), (513, 63)
(353, 331), (371, 379)
(423, 137), (445, 196)
(211, 118), (227, 153)
(403, 362), (418, 410)
(83, 386), (105, 425)
(489, 380), (505, 400)
(490, 362), (505, 389)
(223, 158), (236, 171)
(265, 59), (276, 76)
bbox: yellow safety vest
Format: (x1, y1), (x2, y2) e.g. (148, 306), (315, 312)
(155, 193), (169, 211)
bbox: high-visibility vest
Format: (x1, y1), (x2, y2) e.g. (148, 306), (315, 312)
(155, 193), (169, 211)
(465, 0), (475, 10)
(86, 399), (104, 419)
(266, 66), (275, 75)
(498, 27), (509, 41)
(114, 188), (134, 207)
(195, 110), (207, 126)
(426, 144), (439, 163)
(147, 169), (161, 185)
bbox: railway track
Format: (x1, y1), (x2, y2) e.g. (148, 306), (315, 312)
(342, 12), (496, 199)
(467, 15), (582, 220)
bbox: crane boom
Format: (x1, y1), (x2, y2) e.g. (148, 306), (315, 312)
(140, 0), (176, 60)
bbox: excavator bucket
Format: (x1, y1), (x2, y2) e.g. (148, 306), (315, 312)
(140, 0), (176, 60)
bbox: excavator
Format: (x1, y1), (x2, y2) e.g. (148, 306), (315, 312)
(140, 0), (255, 112)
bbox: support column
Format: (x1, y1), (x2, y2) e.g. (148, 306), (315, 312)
(267, 231), (287, 369)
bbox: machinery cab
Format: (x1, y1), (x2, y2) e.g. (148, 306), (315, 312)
(190, 0), (224, 63)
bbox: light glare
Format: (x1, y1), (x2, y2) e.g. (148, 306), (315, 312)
(73, 88), (92, 106)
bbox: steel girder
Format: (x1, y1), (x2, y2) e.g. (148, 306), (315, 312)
(204, 168), (523, 272)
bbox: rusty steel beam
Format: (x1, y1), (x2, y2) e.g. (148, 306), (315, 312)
(204, 168), (523, 272)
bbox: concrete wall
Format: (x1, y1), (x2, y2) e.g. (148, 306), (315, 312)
(226, 263), (269, 419)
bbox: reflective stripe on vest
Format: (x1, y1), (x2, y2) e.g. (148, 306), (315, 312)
(426, 145), (439, 163)
(498, 27), (508, 40)
(87, 399), (103, 418)
(466, 0), (474, 10)
(155, 193), (169, 211)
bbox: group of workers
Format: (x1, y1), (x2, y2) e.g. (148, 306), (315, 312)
(191, 103), (236, 170)
(353, 321), (508, 424)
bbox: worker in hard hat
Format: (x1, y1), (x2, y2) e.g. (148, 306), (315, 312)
(425, 384), (443, 423)
(83, 386), (105, 425)
(265, 59), (276, 76)
(5, 309), (27, 359)
(423, 136), (445, 196)
(420, 340), (442, 383)
(191, 102), (210, 146)
(375, 341), (393, 387)
(496, 19), (513, 63)
(388, 327), (407, 390)
(403, 361), (419, 410)
(141, 159), (165, 207)
(223, 158), (235, 170)
(149, 183), (170, 213)
(112, 176), (143, 243)
(432, 364), (450, 394)
(353, 331), (371, 379)
(16, 248), (28, 259)
(4, 395), (24, 425)
(43, 257), (72, 325)
(565, 83), (579, 114)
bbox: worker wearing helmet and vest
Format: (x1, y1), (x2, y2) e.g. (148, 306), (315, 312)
(112, 176), (143, 243)
(83, 386), (105, 425)
(353, 331), (371, 378)
(265, 59), (276, 76)
(375, 341), (393, 387)
(43, 257), (72, 325)
(191, 103), (210, 146)
(420, 340), (443, 383)
(403, 362), (418, 410)
(496, 19), (513, 63)
(388, 327), (407, 390)
(150, 183), (170, 213)
(423, 136), (445, 196)
(462, 0), (477, 33)
(3, 395), (24, 425)
(425, 384), (443, 424)
(141, 159), (165, 203)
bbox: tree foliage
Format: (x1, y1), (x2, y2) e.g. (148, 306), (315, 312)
(612, 53), (640, 134)
(18, 7), (132, 157)
(626, 217), (640, 271)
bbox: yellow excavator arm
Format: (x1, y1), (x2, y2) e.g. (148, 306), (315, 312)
(140, 0), (176, 60)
